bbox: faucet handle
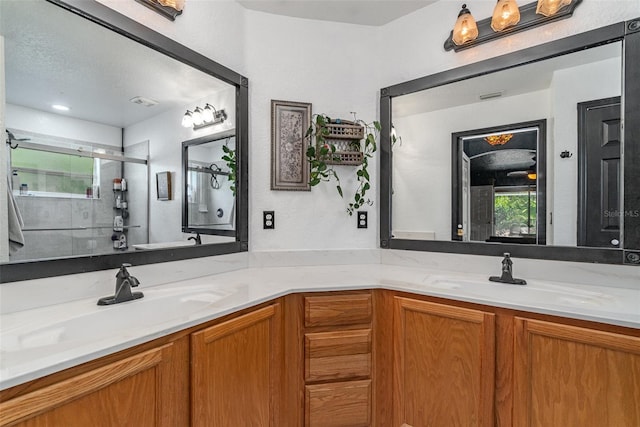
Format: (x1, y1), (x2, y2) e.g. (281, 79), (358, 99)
(503, 252), (511, 258)
(116, 263), (132, 278)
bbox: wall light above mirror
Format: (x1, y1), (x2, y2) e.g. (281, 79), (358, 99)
(445, 0), (583, 51)
(1, 0), (248, 282)
(381, 18), (640, 265)
(134, 0), (184, 21)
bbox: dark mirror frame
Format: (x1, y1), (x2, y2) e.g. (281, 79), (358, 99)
(0, 0), (249, 282)
(380, 19), (640, 265)
(182, 130), (236, 237)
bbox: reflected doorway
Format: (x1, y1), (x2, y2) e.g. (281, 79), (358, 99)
(452, 120), (546, 245)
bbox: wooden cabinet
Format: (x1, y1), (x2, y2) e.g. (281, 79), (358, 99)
(2, 289), (639, 427)
(0, 339), (188, 427)
(513, 317), (640, 427)
(392, 296), (495, 427)
(191, 303), (282, 426)
(301, 292), (373, 427)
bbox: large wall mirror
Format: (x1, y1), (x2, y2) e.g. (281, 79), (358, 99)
(1, 0), (248, 282)
(380, 20), (640, 265)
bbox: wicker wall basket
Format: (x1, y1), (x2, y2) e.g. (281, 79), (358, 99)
(318, 121), (365, 165)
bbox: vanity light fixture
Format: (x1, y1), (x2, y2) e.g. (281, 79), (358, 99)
(134, 0), (184, 21)
(491, 0), (521, 32)
(445, 0), (582, 52)
(181, 105), (227, 130)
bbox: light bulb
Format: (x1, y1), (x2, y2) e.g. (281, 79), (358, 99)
(202, 104), (215, 122)
(491, 0), (520, 32)
(192, 107), (204, 126)
(452, 4), (479, 46)
(536, 0), (572, 17)
(181, 110), (193, 128)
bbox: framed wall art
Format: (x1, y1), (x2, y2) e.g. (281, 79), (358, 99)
(156, 171), (172, 200)
(271, 100), (312, 191)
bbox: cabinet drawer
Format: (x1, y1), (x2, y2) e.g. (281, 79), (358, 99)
(305, 330), (371, 382)
(304, 294), (372, 328)
(305, 380), (371, 427)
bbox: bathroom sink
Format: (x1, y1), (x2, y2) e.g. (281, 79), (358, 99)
(1, 286), (233, 357)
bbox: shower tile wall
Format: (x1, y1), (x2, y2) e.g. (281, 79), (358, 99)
(10, 162), (119, 262)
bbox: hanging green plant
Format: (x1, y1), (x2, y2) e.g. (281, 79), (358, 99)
(221, 144), (236, 196)
(305, 114), (380, 216)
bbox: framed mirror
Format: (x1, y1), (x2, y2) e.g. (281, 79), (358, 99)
(380, 20), (640, 265)
(451, 120), (546, 246)
(0, 0), (248, 282)
(182, 130), (236, 238)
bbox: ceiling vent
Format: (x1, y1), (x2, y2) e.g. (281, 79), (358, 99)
(479, 91), (503, 100)
(129, 96), (159, 107)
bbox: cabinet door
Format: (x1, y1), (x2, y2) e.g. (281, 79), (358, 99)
(0, 341), (188, 427)
(191, 304), (282, 426)
(514, 317), (640, 426)
(393, 297), (495, 427)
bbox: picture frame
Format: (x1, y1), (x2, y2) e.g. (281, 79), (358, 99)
(156, 171), (172, 200)
(271, 100), (312, 191)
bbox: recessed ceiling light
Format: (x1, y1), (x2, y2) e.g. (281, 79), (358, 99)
(52, 104), (70, 111)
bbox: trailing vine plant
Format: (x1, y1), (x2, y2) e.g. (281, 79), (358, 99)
(221, 142), (236, 196)
(305, 114), (380, 216)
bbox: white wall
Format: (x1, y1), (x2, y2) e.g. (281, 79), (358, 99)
(5, 104), (121, 147)
(393, 90), (550, 239)
(96, 0), (246, 75)
(1, 36), (7, 261)
(244, 11), (380, 251)
(123, 87), (236, 243)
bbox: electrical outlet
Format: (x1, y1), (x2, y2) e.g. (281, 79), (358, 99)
(263, 211), (275, 229)
(357, 211), (368, 229)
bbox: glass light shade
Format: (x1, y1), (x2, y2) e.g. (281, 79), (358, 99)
(536, 0), (571, 17)
(181, 110), (193, 128)
(192, 107), (204, 126)
(157, 0), (185, 12)
(491, 0), (521, 32)
(484, 133), (514, 146)
(202, 104), (215, 122)
(452, 5), (479, 46)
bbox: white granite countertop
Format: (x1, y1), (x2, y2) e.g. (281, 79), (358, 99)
(1, 263), (639, 391)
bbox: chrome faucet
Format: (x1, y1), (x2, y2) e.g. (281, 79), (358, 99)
(489, 253), (527, 285)
(97, 263), (144, 305)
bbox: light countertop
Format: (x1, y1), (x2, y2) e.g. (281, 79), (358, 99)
(1, 263), (638, 391)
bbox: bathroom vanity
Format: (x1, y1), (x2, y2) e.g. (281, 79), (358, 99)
(0, 262), (638, 426)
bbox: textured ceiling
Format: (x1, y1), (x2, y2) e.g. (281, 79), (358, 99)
(392, 41), (622, 118)
(237, 0), (438, 26)
(1, 0), (231, 129)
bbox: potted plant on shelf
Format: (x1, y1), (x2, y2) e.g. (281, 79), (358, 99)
(305, 114), (380, 216)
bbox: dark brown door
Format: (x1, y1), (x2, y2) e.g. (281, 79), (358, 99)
(577, 97), (621, 247)
(470, 185), (494, 242)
